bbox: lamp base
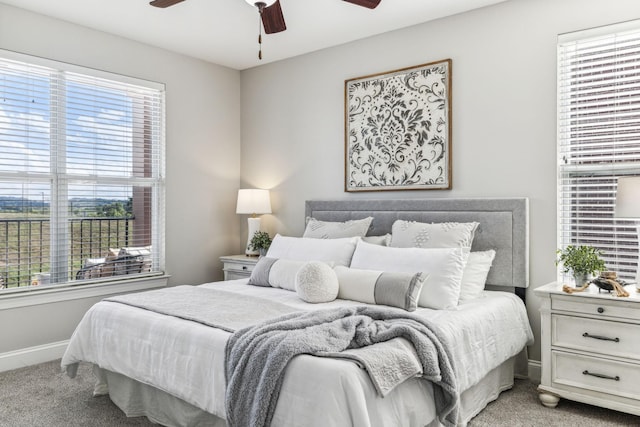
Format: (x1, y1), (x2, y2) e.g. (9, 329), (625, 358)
(245, 217), (261, 256)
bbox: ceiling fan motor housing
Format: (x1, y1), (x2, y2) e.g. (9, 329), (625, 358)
(245, 0), (277, 7)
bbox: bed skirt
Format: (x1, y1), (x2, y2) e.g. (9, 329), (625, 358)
(96, 356), (517, 427)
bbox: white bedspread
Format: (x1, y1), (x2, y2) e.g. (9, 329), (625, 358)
(61, 281), (533, 427)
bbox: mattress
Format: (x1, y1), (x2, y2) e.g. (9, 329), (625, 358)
(62, 280), (533, 426)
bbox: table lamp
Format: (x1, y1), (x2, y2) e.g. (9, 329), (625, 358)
(614, 176), (640, 287)
(236, 189), (272, 256)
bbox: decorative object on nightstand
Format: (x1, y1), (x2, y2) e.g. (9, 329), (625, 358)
(220, 254), (259, 281)
(248, 231), (272, 257)
(591, 271), (630, 297)
(556, 245), (606, 288)
(535, 282), (640, 416)
(236, 189), (272, 256)
(615, 176), (640, 291)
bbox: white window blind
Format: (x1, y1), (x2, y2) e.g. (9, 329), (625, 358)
(0, 50), (165, 291)
(558, 21), (640, 282)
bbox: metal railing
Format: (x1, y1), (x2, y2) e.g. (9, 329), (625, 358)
(0, 216), (134, 289)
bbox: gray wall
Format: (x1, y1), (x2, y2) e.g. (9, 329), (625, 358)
(3, 0), (640, 368)
(0, 4), (241, 355)
(240, 0), (640, 362)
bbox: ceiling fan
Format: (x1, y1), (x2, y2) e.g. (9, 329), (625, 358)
(149, 0), (381, 58)
(149, 0), (381, 34)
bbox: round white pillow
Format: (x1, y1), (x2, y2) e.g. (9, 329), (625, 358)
(295, 261), (339, 303)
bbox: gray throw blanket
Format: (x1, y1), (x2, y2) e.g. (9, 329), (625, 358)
(225, 305), (459, 427)
(105, 285), (300, 332)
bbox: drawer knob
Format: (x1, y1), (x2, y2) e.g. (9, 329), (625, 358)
(597, 307), (604, 314)
(582, 370), (620, 381)
(582, 332), (620, 343)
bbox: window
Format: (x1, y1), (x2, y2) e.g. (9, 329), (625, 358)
(558, 20), (640, 281)
(0, 50), (165, 292)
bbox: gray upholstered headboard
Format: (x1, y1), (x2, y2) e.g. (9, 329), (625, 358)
(305, 198), (529, 293)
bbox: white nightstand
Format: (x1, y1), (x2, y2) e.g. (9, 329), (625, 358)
(220, 254), (259, 280)
(535, 281), (640, 416)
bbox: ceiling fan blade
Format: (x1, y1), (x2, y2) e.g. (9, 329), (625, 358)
(261, 0), (287, 34)
(343, 0), (381, 9)
(149, 0), (185, 8)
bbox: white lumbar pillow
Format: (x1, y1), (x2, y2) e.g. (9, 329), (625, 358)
(266, 234), (359, 267)
(349, 239), (468, 310)
(295, 261), (339, 303)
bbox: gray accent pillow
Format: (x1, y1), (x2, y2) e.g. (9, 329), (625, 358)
(248, 257), (278, 287)
(303, 216), (373, 239)
(390, 220), (479, 248)
(334, 266), (426, 311)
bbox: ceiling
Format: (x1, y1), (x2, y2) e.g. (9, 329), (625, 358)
(0, 0), (508, 70)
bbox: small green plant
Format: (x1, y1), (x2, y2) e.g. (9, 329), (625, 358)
(249, 231), (272, 252)
(556, 245), (606, 276)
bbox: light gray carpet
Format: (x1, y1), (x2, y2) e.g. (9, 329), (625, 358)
(0, 360), (639, 426)
(0, 360), (154, 427)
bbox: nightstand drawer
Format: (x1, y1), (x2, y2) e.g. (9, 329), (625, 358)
(552, 295), (640, 321)
(220, 255), (260, 281)
(552, 351), (640, 401)
(552, 314), (640, 360)
(224, 270), (251, 280)
(224, 261), (256, 274)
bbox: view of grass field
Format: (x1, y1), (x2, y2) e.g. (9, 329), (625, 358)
(0, 211), (134, 288)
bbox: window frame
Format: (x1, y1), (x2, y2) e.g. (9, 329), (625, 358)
(0, 49), (166, 296)
(557, 20), (640, 283)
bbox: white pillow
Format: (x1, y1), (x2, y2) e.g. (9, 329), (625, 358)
(390, 220), (479, 248)
(349, 240), (468, 310)
(303, 217), (373, 239)
(266, 234), (358, 267)
(295, 262), (339, 303)
(269, 259), (308, 291)
(334, 266), (426, 311)
(459, 250), (496, 302)
(361, 234), (391, 246)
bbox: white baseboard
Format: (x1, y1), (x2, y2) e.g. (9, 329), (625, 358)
(0, 340), (69, 373)
(528, 359), (541, 384)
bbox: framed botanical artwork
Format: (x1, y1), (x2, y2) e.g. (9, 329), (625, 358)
(344, 59), (452, 192)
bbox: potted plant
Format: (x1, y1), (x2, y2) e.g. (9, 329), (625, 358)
(556, 245), (606, 287)
(249, 231), (272, 257)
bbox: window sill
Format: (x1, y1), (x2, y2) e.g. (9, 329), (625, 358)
(0, 274), (170, 310)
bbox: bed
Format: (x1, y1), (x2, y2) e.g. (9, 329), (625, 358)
(61, 198), (533, 427)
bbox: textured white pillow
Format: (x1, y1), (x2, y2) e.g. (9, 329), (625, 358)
(303, 217), (373, 239)
(334, 266), (426, 311)
(458, 250), (496, 302)
(266, 234), (358, 267)
(349, 240), (468, 310)
(295, 262), (339, 303)
(390, 220), (479, 248)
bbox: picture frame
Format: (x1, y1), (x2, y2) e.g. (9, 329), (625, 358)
(344, 59), (452, 192)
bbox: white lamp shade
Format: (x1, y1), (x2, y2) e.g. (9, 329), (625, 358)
(615, 177), (640, 218)
(236, 189), (272, 215)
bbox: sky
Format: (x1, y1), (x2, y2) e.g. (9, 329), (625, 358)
(0, 59), (141, 202)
